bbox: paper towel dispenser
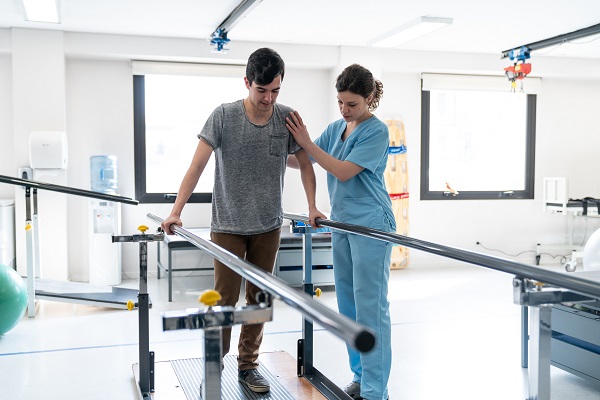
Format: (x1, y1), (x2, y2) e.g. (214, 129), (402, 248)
(29, 131), (68, 169)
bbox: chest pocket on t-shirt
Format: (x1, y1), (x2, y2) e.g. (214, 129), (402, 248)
(269, 133), (287, 157)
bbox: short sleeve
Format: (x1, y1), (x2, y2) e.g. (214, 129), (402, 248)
(345, 123), (389, 173)
(314, 124), (335, 153)
(198, 105), (223, 149)
(288, 132), (302, 154)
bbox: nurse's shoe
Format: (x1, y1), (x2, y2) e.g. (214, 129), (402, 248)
(344, 383), (390, 400)
(360, 397), (390, 400)
(343, 382), (361, 398)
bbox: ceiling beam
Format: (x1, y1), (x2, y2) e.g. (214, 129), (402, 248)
(501, 22), (600, 59)
(211, 0), (262, 38)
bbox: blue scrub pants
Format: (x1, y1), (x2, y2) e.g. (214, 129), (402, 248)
(333, 230), (392, 400)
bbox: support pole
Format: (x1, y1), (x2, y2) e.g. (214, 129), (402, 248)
(112, 227), (163, 399)
(138, 241), (152, 397)
(162, 301), (273, 399)
(203, 328), (223, 399)
(25, 187), (35, 318)
(32, 189), (40, 278)
(289, 220), (348, 399)
(528, 305), (552, 400)
(521, 305), (528, 368)
(300, 233), (314, 376)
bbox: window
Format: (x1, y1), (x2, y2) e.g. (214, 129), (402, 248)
(420, 74), (539, 200)
(133, 62), (247, 203)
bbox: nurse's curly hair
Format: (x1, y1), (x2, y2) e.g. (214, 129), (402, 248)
(335, 64), (383, 112)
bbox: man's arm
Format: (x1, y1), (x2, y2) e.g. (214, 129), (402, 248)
(295, 148), (327, 227)
(287, 154), (300, 169)
(161, 139), (213, 234)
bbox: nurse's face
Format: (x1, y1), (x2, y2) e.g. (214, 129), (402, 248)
(337, 90), (372, 123)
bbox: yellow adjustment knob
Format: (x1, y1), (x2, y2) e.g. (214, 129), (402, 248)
(314, 288), (322, 298)
(138, 225), (149, 233)
(533, 281), (545, 288)
(199, 289), (222, 307)
(126, 300), (135, 311)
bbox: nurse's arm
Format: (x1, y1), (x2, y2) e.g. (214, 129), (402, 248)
(300, 140), (363, 182)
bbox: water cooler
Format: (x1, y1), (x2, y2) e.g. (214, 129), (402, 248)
(88, 156), (122, 285)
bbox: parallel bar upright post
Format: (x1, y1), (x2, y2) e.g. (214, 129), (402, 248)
(528, 305), (552, 400)
(288, 219), (360, 399)
(301, 233), (314, 376)
(25, 187), (35, 318)
(32, 189), (41, 278)
(112, 230), (162, 399)
(203, 329), (223, 399)
(521, 306), (528, 368)
(138, 241), (152, 397)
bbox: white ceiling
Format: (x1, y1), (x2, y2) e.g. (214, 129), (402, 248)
(1, 0), (600, 60)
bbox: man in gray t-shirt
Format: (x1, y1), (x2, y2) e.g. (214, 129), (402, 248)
(161, 48), (323, 394)
(199, 99), (298, 234)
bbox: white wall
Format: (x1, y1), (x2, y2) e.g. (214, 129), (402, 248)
(0, 54), (13, 199)
(65, 59), (135, 280)
(535, 78), (600, 248)
(2, 28), (600, 279)
(12, 29), (69, 280)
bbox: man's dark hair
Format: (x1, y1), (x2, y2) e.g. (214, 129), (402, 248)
(246, 48), (285, 86)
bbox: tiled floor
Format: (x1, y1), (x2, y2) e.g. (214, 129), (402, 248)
(1, 263), (599, 400)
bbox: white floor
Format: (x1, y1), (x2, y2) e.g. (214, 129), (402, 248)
(1, 263), (600, 400)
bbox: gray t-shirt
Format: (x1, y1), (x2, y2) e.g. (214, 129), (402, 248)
(199, 100), (300, 234)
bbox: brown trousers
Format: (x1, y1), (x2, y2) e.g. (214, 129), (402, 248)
(211, 227), (281, 371)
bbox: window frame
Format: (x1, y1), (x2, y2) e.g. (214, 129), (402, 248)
(420, 88), (537, 200)
(133, 74), (213, 204)
(133, 62), (246, 204)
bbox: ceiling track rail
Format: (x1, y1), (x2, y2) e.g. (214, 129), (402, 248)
(501, 22), (600, 58)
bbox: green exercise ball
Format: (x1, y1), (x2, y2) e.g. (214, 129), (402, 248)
(0, 264), (28, 336)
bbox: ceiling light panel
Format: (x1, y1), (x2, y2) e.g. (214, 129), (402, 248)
(21, 0), (60, 23)
(369, 16), (453, 48)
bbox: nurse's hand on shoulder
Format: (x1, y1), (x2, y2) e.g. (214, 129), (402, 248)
(161, 214), (182, 235)
(286, 111), (311, 148)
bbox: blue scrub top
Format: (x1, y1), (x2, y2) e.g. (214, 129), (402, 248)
(315, 116), (396, 232)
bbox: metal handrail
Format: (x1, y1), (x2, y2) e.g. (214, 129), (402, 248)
(284, 212), (600, 301)
(0, 174), (138, 205)
(146, 213), (376, 352)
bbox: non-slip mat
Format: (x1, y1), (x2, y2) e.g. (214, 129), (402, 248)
(171, 354), (295, 400)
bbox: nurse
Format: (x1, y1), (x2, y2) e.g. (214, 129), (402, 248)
(286, 64), (395, 400)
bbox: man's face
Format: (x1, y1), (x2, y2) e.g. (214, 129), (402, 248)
(245, 75), (282, 112)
